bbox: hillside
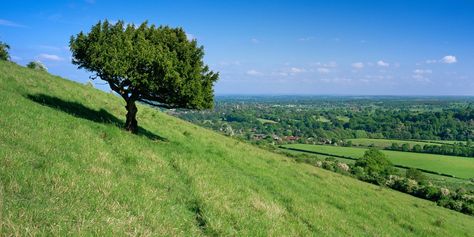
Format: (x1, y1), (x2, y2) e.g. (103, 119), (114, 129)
(0, 61), (473, 236)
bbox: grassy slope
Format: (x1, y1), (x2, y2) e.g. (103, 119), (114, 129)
(0, 61), (473, 236)
(283, 144), (474, 179)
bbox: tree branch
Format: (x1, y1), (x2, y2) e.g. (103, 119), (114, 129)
(137, 99), (176, 109)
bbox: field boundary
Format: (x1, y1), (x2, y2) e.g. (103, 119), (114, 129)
(280, 146), (462, 179)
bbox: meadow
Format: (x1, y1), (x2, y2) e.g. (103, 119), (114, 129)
(1, 61), (473, 235)
(347, 138), (440, 148)
(282, 144), (474, 179)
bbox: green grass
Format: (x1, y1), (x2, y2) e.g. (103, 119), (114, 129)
(257, 118), (278, 124)
(316, 116), (331, 123)
(282, 144), (474, 179)
(1, 61), (473, 236)
(336, 115), (350, 123)
(348, 138), (439, 148)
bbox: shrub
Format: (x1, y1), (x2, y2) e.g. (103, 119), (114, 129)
(416, 185), (441, 201)
(26, 61), (47, 71)
(336, 162), (350, 173)
(0, 41), (10, 61)
(405, 168), (427, 184)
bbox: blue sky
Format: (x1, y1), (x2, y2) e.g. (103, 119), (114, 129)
(1, 0), (473, 95)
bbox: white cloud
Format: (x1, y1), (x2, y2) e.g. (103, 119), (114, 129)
(316, 68), (330, 74)
(377, 60), (389, 67)
(38, 54), (64, 61)
(290, 67), (305, 73)
(425, 55), (457, 64)
(0, 19), (26, 27)
(412, 69), (432, 81)
(246, 69), (262, 76)
(312, 61), (337, 68)
(351, 62), (364, 69)
(441, 55), (457, 64)
(250, 38), (259, 44)
(414, 69), (432, 74)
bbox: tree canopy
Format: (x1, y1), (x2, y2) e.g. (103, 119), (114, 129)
(70, 20), (218, 133)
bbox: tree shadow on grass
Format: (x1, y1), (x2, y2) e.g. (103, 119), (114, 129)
(26, 93), (167, 141)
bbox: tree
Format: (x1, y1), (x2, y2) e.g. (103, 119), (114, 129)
(401, 143), (410, 152)
(355, 148), (394, 177)
(412, 144), (422, 152)
(70, 20), (218, 133)
(0, 40), (10, 61)
(27, 61), (48, 71)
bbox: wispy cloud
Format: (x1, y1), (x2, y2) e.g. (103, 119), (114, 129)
(38, 54), (64, 61)
(298, 36), (316, 42)
(290, 67), (305, 73)
(246, 69), (263, 76)
(0, 19), (26, 28)
(351, 62), (364, 69)
(316, 68), (330, 74)
(250, 38), (259, 44)
(377, 60), (389, 67)
(312, 61), (337, 68)
(412, 69), (432, 82)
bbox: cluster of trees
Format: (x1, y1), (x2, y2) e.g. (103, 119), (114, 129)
(176, 98), (474, 147)
(388, 142), (474, 157)
(289, 148), (474, 215)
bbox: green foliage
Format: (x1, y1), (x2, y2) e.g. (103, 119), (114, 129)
(0, 40), (10, 61)
(355, 148), (393, 176)
(401, 143), (410, 151)
(406, 168), (427, 184)
(70, 20), (219, 132)
(26, 61), (47, 71)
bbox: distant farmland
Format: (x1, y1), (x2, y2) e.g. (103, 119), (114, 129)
(347, 138), (439, 148)
(282, 144), (474, 179)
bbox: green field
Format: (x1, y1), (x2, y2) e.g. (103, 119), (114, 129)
(316, 116), (331, 123)
(257, 118), (278, 124)
(336, 116), (350, 123)
(279, 148), (474, 191)
(347, 138), (439, 148)
(1, 61), (473, 235)
(283, 144), (474, 179)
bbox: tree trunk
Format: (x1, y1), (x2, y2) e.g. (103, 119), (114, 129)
(125, 100), (138, 133)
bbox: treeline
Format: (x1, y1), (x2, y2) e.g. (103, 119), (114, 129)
(175, 98), (474, 145)
(388, 142), (474, 157)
